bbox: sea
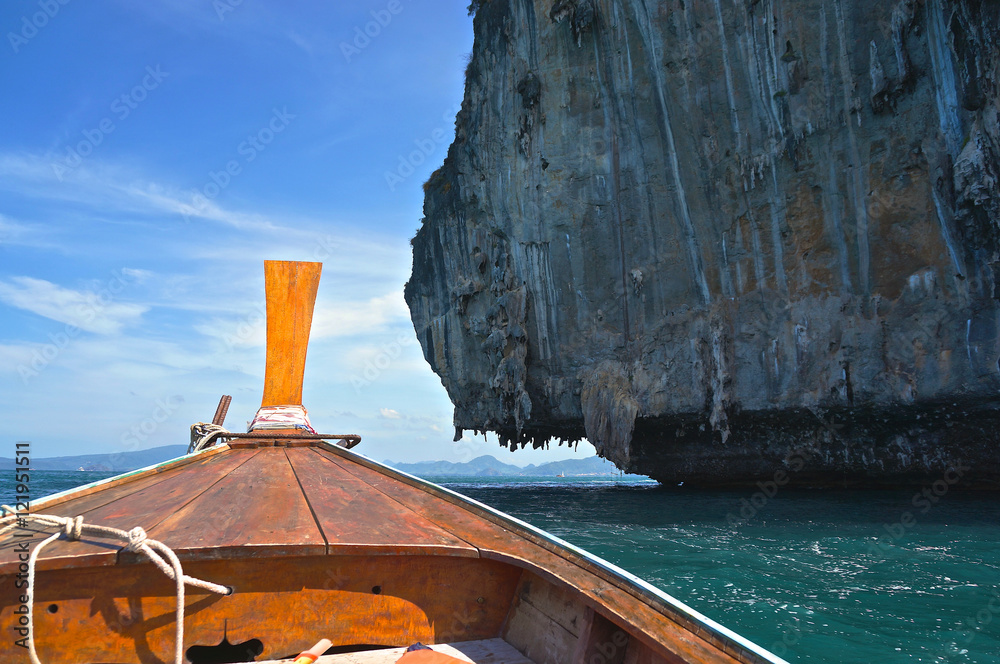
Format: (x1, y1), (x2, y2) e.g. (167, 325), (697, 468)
(5, 470), (999, 664)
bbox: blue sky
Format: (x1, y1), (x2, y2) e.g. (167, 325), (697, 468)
(0, 0), (597, 465)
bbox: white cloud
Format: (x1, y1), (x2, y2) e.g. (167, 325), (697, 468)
(191, 287), (412, 352)
(0, 152), (299, 235)
(0, 276), (148, 334)
(0, 214), (21, 243)
(0, 342), (35, 372)
(379, 407), (402, 419)
(312, 291), (410, 339)
(193, 315), (267, 350)
(0, 152), (412, 281)
(121, 267), (155, 283)
(0, 213), (59, 251)
(284, 29), (314, 54)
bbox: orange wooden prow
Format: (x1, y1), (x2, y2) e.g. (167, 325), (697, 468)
(261, 260), (322, 407)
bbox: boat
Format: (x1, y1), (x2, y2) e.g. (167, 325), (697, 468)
(0, 261), (788, 664)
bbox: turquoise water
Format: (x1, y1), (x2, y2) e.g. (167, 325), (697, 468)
(5, 471), (999, 663)
(435, 477), (1000, 664)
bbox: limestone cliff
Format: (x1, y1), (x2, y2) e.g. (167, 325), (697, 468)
(405, 0), (1000, 487)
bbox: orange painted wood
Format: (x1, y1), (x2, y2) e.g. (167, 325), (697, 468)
(146, 448), (325, 558)
(285, 448), (477, 557)
(261, 260), (322, 407)
(0, 554), (522, 663)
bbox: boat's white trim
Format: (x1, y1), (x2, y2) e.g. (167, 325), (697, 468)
(335, 444), (791, 664)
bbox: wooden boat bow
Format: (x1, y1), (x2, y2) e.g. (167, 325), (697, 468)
(0, 261), (789, 664)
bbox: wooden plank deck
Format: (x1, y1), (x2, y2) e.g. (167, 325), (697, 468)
(0, 445), (481, 572)
(258, 639), (534, 664)
(146, 448), (326, 559)
(286, 447), (477, 557)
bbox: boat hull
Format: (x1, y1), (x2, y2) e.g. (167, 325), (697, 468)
(0, 443), (787, 664)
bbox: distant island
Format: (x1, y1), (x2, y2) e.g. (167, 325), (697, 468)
(0, 445), (647, 479)
(384, 455), (649, 479)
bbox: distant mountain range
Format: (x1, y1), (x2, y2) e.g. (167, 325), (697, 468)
(0, 446), (645, 479)
(383, 455), (647, 478)
(0, 445), (189, 472)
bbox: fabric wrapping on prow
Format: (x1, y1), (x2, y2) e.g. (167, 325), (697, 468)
(248, 405), (317, 433)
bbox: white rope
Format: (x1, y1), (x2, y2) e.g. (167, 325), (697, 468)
(188, 422), (231, 453)
(0, 507), (231, 664)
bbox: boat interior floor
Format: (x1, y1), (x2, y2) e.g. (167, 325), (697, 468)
(258, 639), (535, 664)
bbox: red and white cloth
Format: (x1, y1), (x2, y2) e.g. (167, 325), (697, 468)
(248, 405), (316, 433)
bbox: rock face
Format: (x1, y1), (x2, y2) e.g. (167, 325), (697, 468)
(405, 0), (1000, 487)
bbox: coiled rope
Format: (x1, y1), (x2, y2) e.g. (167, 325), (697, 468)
(188, 422), (231, 453)
(0, 508), (232, 664)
